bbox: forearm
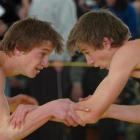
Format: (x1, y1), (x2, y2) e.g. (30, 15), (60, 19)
(1, 97), (74, 139)
(3, 103), (53, 140)
(86, 75), (128, 117)
(103, 104), (140, 123)
(7, 95), (38, 113)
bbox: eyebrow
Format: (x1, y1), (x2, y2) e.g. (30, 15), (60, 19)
(79, 48), (87, 52)
(42, 48), (51, 52)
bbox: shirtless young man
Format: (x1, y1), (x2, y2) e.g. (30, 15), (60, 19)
(67, 10), (140, 124)
(0, 18), (82, 140)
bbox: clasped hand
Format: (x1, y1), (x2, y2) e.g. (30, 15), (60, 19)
(10, 97), (95, 129)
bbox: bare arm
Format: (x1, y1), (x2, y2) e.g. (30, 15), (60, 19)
(7, 103), (52, 140)
(103, 104), (140, 123)
(1, 98), (80, 140)
(0, 71), (50, 140)
(74, 74), (129, 124)
(74, 47), (139, 124)
(7, 94), (38, 113)
(0, 73), (51, 139)
(0, 69), (83, 140)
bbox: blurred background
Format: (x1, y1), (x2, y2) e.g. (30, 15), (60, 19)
(1, 0), (140, 140)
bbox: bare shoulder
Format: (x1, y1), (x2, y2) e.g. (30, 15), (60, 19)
(117, 40), (140, 56)
(112, 40), (140, 64)
(109, 40), (140, 76)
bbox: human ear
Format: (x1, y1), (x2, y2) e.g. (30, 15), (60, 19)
(102, 37), (112, 49)
(13, 45), (24, 56)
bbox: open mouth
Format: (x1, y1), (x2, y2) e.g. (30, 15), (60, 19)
(94, 65), (99, 68)
(35, 68), (42, 73)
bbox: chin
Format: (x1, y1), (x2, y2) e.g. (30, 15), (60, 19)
(29, 75), (36, 78)
(25, 72), (37, 78)
(30, 73), (37, 78)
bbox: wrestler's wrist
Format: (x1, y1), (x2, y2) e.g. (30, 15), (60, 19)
(45, 101), (60, 119)
(102, 104), (115, 119)
(38, 103), (54, 120)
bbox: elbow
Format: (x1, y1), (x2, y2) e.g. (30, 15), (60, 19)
(91, 117), (99, 124)
(88, 110), (102, 124)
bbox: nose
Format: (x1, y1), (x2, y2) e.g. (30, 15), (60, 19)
(86, 56), (94, 65)
(42, 56), (49, 68)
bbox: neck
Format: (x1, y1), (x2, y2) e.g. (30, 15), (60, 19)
(107, 47), (119, 69)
